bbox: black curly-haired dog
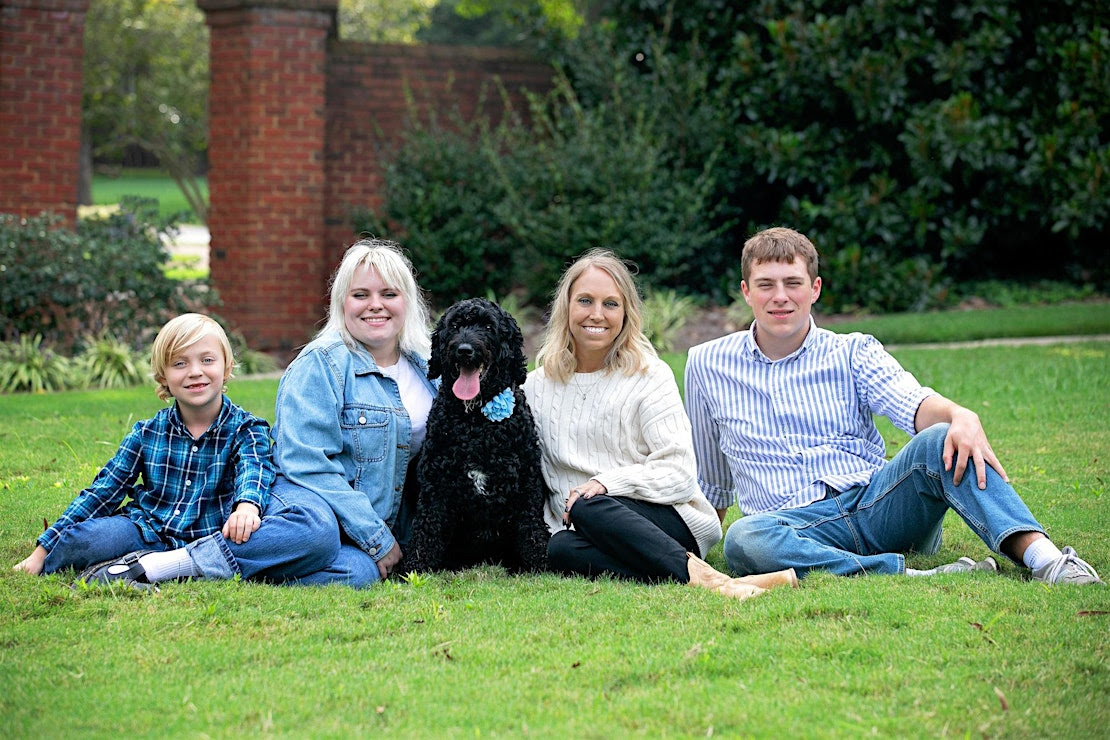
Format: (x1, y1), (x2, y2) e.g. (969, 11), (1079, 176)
(402, 298), (550, 574)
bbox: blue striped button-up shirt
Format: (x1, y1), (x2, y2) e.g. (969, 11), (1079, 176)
(684, 320), (935, 513)
(39, 396), (275, 551)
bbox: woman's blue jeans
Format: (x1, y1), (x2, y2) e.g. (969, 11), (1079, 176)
(723, 423), (1046, 578)
(185, 476), (381, 587)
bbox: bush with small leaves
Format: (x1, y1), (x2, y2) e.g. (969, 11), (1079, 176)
(0, 198), (211, 352)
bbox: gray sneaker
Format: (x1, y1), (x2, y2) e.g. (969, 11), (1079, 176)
(908, 556), (999, 576)
(938, 556), (999, 574)
(1032, 546), (1105, 585)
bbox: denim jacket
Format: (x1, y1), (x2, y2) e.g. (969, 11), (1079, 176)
(272, 331), (435, 562)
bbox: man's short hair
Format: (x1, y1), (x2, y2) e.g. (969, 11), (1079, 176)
(742, 227), (819, 282)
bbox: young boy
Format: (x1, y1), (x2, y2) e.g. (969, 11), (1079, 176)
(12, 313), (275, 587)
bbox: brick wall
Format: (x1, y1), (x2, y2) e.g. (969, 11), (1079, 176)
(0, 0), (89, 226)
(5, 0), (551, 356)
(199, 0), (552, 355)
(323, 41), (554, 269)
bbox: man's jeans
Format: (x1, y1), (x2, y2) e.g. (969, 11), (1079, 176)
(723, 423), (1046, 577)
(186, 475), (380, 587)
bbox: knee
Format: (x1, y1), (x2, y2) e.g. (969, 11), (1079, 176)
(722, 515), (780, 576)
(568, 495), (612, 530)
(342, 560), (382, 589)
(546, 530), (584, 575)
(910, 422), (950, 455)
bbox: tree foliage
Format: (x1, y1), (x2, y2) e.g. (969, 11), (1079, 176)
(367, 0), (1108, 312)
(83, 0), (209, 222)
(587, 0), (1110, 310)
(339, 0), (440, 43)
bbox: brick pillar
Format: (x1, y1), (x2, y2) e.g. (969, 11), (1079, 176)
(0, 0), (89, 226)
(197, 0), (335, 356)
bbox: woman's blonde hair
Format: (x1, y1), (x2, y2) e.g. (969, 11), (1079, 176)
(319, 238), (432, 359)
(535, 248), (656, 383)
(150, 313), (234, 402)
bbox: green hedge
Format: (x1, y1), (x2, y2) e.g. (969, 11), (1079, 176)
(356, 74), (725, 309)
(592, 0), (1110, 310)
(0, 198), (210, 352)
(361, 0), (1108, 313)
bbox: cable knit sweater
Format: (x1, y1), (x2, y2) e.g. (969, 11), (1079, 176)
(524, 356), (722, 558)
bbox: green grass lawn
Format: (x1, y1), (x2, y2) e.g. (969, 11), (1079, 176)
(1, 339), (1107, 736)
(822, 300), (1110, 345)
(91, 168), (207, 222)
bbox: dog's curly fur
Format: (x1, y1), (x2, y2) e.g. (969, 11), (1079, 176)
(403, 298), (550, 574)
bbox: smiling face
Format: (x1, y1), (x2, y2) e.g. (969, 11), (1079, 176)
(568, 266), (626, 372)
(162, 333), (229, 419)
(343, 264), (406, 365)
(741, 257), (822, 360)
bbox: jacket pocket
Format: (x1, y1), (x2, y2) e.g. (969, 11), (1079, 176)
(340, 406), (389, 463)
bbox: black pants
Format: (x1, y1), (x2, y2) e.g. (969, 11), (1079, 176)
(393, 452), (422, 552)
(547, 495), (697, 584)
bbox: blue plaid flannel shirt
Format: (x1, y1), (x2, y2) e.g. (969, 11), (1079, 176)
(39, 396), (276, 551)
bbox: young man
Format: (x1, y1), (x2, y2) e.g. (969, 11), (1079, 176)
(684, 227), (1102, 584)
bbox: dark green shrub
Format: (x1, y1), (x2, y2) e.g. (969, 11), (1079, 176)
(578, 0), (1110, 309)
(356, 71), (728, 309)
(0, 198), (211, 351)
(358, 1), (1108, 312)
(355, 104), (516, 308)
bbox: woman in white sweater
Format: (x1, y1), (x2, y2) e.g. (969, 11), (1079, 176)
(524, 249), (796, 599)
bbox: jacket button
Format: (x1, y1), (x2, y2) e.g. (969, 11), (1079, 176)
(359, 416), (366, 424)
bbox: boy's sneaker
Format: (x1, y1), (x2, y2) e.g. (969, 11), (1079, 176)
(78, 550), (158, 592)
(1032, 547), (1105, 585)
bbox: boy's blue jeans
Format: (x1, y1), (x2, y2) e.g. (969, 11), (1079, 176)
(43, 477), (376, 587)
(723, 423), (1046, 578)
(43, 515), (164, 575)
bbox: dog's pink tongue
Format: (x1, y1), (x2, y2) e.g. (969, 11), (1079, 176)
(452, 368), (481, 401)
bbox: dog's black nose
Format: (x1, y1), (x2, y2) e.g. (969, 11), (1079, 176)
(456, 343), (475, 359)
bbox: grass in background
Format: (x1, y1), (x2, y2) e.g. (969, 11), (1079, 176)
(1, 343), (1108, 736)
(820, 301), (1110, 345)
(91, 168), (207, 222)
(164, 253), (208, 281)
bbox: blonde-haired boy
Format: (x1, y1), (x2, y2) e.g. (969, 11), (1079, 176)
(12, 314), (275, 587)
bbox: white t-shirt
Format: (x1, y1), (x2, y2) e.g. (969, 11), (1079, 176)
(379, 357), (434, 453)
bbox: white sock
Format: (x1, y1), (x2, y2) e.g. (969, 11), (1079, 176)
(1021, 538), (1063, 571)
(905, 567), (934, 577)
(139, 549), (201, 582)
